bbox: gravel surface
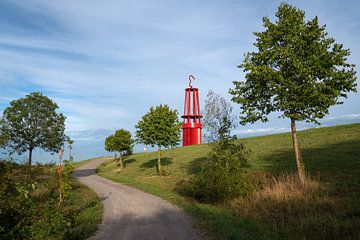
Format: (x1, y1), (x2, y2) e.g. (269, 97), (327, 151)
(74, 157), (201, 240)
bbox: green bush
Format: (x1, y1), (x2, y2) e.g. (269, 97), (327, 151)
(177, 138), (253, 203)
(0, 161), (33, 239)
(0, 160), (101, 240)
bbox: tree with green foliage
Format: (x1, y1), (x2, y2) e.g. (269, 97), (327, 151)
(229, 3), (357, 184)
(0, 92), (66, 172)
(105, 134), (116, 158)
(203, 90), (236, 142)
(136, 104), (181, 175)
(114, 129), (134, 169)
(105, 129), (134, 169)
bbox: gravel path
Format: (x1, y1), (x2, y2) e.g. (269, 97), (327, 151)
(74, 157), (201, 240)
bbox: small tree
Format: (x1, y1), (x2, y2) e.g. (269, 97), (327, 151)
(229, 3), (357, 184)
(105, 134), (116, 159)
(113, 129), (134, 169)
(0, 92), (66, 172)
(135, 104), (181, 175)
(203, 90), (236, 142)
(105, 130), (134, 169)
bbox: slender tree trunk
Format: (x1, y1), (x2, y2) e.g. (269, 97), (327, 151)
(119, 151), (124, 169)
(28, 147), (33, 178)
(157, 146), (162, 175)
(291, 118), (306, 185)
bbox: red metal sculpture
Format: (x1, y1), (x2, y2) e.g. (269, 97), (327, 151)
(182, 75), (202, 146)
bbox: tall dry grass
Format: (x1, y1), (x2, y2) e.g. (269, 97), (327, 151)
(225, 173), (360, 240)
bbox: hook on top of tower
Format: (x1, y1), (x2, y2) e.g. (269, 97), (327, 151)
(188, 74), (195, 88)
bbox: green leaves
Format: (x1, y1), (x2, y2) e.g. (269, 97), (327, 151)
(105, 129), (134, 154)
(135, 104), (181, 148)
(0, 92), (66, 164)
(230, 3), (357, 125)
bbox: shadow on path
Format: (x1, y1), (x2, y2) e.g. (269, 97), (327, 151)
(73, 168), (96, 177)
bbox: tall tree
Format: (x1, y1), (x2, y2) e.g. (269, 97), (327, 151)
(135, 104), (181, 175)
(203, 90), (236, 142)
(229, 3), (357, 184)
(0, 92), (66, 171)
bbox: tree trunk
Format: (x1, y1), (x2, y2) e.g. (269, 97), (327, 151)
(28, 147), (33, 177)
(119, 151), (124, 169)
(291, 118), (306, 185)
(157, 146), (162, 175)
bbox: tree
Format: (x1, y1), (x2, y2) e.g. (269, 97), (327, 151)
(114, 129), (133, 169)
(229, 3), (357, 184)
(105, 135), (118, 162)
(104, 129), (134, 169)
(203, 90), (236, 142)
(135, 104), (181, 175)
(0, 92), (66, 171)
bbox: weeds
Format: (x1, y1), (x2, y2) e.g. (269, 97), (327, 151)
(0, 161), (102, 240)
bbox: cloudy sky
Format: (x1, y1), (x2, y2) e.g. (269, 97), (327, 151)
(0, 0), (359, 162)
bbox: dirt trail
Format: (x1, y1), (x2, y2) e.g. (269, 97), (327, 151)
(74, 157), (201, 240)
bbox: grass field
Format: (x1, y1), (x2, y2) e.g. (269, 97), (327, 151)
(97, 123), (360, 239)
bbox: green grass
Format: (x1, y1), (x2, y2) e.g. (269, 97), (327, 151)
(97, 123), (360, 239)
(63, 179), (103, 239)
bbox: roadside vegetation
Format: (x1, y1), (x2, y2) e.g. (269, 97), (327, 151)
(98, 123), (360, 239)
(0, 161), (102, 240)
(0, 92), (102, 240)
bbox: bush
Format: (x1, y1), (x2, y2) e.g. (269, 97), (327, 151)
(0, 161), (33, 239)
(177, 138), (253, 203)
(0, 160), (101, 240)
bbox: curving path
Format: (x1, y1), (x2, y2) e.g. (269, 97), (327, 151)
(74, 157), (201, 240)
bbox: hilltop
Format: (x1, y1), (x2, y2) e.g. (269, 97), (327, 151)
(97, 123), (360, 239)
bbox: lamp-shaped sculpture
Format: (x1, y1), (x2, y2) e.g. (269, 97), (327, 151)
(182, 75), (202, 146)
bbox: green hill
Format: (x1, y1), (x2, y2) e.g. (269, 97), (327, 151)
(97, 123), (360, 239)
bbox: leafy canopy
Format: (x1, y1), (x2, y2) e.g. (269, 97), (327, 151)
(105, 129), (134, 154)
(105, 135), (117, 153)
(229, 3), (357, 124)
(135, 104), (181, 148)
(0, 92), (66, 155)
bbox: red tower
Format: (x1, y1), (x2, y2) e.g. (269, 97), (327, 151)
(182, 75), (202, 146)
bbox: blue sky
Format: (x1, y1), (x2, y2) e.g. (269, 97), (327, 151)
(0, 0), (359, 162)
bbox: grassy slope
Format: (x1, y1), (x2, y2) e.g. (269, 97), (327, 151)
(97, 123), (360, 239)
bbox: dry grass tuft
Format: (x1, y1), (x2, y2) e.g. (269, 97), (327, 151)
(254, 173), (320, 201)
(226, 173), (360, 239)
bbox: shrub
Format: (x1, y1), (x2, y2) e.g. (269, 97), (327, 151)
(177, 137), (253, 203)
